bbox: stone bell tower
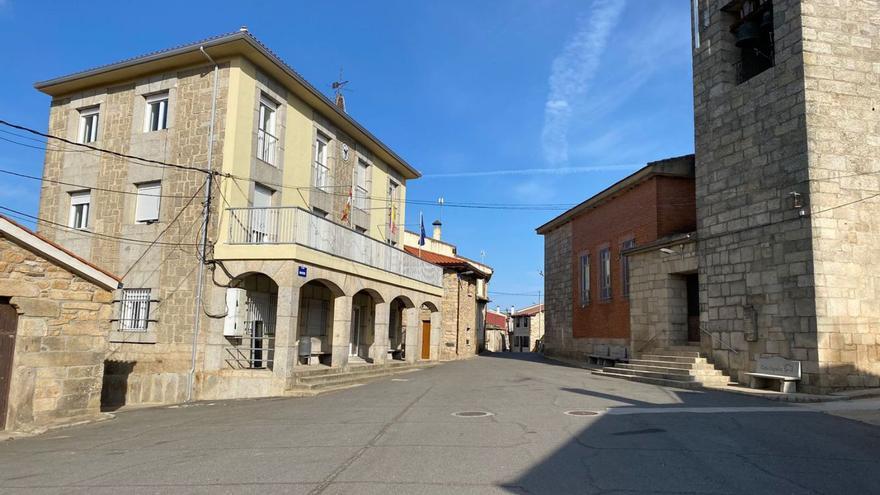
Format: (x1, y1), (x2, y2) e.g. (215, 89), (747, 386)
(691, 0), (880, 393)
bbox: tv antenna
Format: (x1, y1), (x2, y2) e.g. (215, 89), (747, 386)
(331, 67), (350, 98)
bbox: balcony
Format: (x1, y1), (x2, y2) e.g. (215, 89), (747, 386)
(225, 207), (443, 287)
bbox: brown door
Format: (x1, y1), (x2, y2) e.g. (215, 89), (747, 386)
(421, 321), (431, 360)
(0, 301), (18, 430)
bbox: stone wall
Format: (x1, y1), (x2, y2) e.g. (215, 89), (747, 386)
(542, 223), (575, 360)
(37, 63), (230, 407)
(629, 241), (698, 355)
(1, 236), (113, 431)
(801, 0), (880, 389)
(438, 270), (478, 361)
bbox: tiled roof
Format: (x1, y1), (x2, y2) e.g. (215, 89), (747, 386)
(404, 246), (467, 267)
(486, 311), (508, 328)
(513, 304), (544, 317)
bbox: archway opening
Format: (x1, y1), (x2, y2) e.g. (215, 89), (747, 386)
(419, 302), (440, 361)
(350, 289), (381, 363)
(224, 273), (278, 370)
(296, 280), (340, 366)
(389, 296), (414, 361)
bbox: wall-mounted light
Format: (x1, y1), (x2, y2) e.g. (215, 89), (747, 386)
(789, 191), (803, 209)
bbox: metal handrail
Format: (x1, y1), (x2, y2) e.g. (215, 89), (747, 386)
(700, 326), (739, 354)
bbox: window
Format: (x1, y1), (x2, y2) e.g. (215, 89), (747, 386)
(144, 92), (169, 132)
(387, 179), (400, 245)
(725, 0), (775, 84)
(78, 106), (99, 143)
(599, 247), (612, 300)
(69, 191), (90, 230)
(303, 298), (329, 337)
(135, 182), (161, 224)
(579, 253), (590, 306)
(250, 184), (274, 243)
(313, 133), (330, 190)
(621, 239), (636, 298)
(355, 159), (369, 211)
(257, 97), (278, 165)
(120, 288), (151, 331)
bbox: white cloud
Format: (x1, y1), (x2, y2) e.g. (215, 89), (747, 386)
(541, 0), (627, 166)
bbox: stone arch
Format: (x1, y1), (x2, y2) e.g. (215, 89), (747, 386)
(418, 300), (441, 361)
(224, 272), (279, 371)
(302, 277), (345, 298)
(350, 289), (382, 362)
(296, 279), (341, 366)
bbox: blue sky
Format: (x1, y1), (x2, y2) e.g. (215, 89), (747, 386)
(0, 0), (695, 311)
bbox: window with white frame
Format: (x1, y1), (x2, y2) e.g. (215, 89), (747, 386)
(144, 92), (169, 132)
(579, 253), (590, 306)
(599, 247), (612, 300)
(119, 288), (151, 331)
(355, 159), (369, 210)
(250, 184), (274, 243)
(621, 239), (635, 298)
(78, 106), (99, 143)
(313, 133), (330, 190)
(69, 191), (90, 230)
(135, 182), (161, 224)
(257, 96), (278, 165)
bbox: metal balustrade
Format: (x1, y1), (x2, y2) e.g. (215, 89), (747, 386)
(225, 207), (443, 287)
(257, 128), (278, 165)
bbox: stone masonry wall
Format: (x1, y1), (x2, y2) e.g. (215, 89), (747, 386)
(438, 271), (478, 361)
(801, 0), (880, 389)
(542, 223), (578, 360)
(692, 0), (822, 390)
(1, 236), (113, 431)
(38, 63), (229, 406)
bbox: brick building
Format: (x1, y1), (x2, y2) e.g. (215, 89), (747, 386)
(537, 155), (696, 362)
(1, 216), (119, 432)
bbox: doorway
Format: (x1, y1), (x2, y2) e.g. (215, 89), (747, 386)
(0, 299), (18, 430)
(686, 274), (700, 343)
(350, 306), (362, 357)
(421, 321), (431, 360)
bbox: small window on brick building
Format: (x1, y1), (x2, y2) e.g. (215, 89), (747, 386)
(579, 253), (590, 307)
(723, 0), (775, 84)
(599, 248), (612, 301)
(120, 288), (151, 331)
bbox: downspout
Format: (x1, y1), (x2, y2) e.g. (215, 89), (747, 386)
(186, 45), (219, 402)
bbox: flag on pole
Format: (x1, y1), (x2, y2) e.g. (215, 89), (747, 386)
(341, 186), (352, 223)
(419, 212), (426, 246)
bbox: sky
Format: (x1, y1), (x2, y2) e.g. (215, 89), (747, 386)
(0, 0), (696, 312)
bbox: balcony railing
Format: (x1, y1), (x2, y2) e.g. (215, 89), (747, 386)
(257, 128), (278, 165)
(225, 207), (443, 287)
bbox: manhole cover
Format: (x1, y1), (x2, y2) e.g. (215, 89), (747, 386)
(451, 411), (493, 418)
(564, 410), (600, 417)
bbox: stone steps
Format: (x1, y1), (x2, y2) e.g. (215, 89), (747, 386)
(593, 348), (730, 389)
(286, 362), (433, 396)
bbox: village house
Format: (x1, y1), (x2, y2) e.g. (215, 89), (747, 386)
(484, 309), (508, 352)
(1, 215), (119, 432)
(537, 156), (696, 362)
(402, 221), (493, 360)
(511, 303), (545, 353)
(32, 29), (445, 407)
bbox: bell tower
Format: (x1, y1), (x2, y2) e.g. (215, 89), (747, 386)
(691, 0), (880, 392)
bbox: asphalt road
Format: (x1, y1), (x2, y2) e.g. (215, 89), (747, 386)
(2, 353), (880, 494)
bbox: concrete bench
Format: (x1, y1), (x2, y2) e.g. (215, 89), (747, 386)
(587, 351), (627, 367)
(745, 356), (801, 393)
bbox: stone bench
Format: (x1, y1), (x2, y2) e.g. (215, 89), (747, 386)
(587, 348), (628, 367)
(745, 356), (801, 393)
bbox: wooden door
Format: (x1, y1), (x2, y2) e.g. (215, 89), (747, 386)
(421, 321), (431, 360)
(0, 301), (18, 430)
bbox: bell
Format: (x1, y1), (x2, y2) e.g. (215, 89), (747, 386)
(735, 21), (760, 47)
(760, 11), (773, 31)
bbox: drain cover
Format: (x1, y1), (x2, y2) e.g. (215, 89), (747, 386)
(564, 410), (600, 417)
(452, 411), (493, 418)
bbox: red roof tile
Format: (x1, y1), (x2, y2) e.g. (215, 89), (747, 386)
(404, 246), (468, 267)
(486, 311), (508, 328)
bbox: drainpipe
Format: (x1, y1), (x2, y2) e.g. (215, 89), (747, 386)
(186, 45), (219, 403)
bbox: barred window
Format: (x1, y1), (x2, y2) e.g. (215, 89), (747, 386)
(579, 253), (590, 306)
(599, 247), (612, 301)
(120, 288), (151, 331)
(621, 239), (636, 298)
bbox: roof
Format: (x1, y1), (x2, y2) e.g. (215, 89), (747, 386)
(33, 29), (420, 180)
(486, 311), (508, 328)
(0, 215), (121, 290)
(513, 304), (544, 317)
(403, 246), (491, 278)
(623, 231), (697, 256)
(536, 154), (695, 235)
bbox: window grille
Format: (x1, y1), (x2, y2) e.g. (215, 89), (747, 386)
(599, 248), (612, 300)
(120, 288), (151, 331)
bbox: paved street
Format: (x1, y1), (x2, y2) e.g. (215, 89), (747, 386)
(2, 354), (880, 494)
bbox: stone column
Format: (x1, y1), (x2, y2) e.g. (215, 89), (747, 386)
(272, 285), (299, 378)
(330, 295), (352, 368)
(429, 310), (442, 361)
(371, 301), (390, 364)
(404, 306), (420, 363)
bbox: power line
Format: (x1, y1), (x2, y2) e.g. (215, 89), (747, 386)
(0, 168), (198, 199)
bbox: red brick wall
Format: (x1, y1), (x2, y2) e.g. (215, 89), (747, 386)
(569, 176), (695, 340)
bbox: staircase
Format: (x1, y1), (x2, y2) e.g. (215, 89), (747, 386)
(286, 360), (434, 396)
(592, 346), (730, 389)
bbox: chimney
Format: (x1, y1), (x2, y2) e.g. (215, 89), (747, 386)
(432, 220), (442, 240)
(335, 93), (346, 112)
(496, 306), (500, 313)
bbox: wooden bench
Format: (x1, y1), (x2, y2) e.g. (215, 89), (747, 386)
(745, 356), (801, 393)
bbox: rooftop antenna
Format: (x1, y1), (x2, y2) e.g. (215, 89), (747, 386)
(438, 196), (445, 222)
(331, 67), (349, 111)
(480, 250), (486, 264)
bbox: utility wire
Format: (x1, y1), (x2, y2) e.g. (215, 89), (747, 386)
(0, 168), (198, 199)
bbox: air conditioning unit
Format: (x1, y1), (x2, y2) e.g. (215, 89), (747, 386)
(223, 288), (247, 337)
